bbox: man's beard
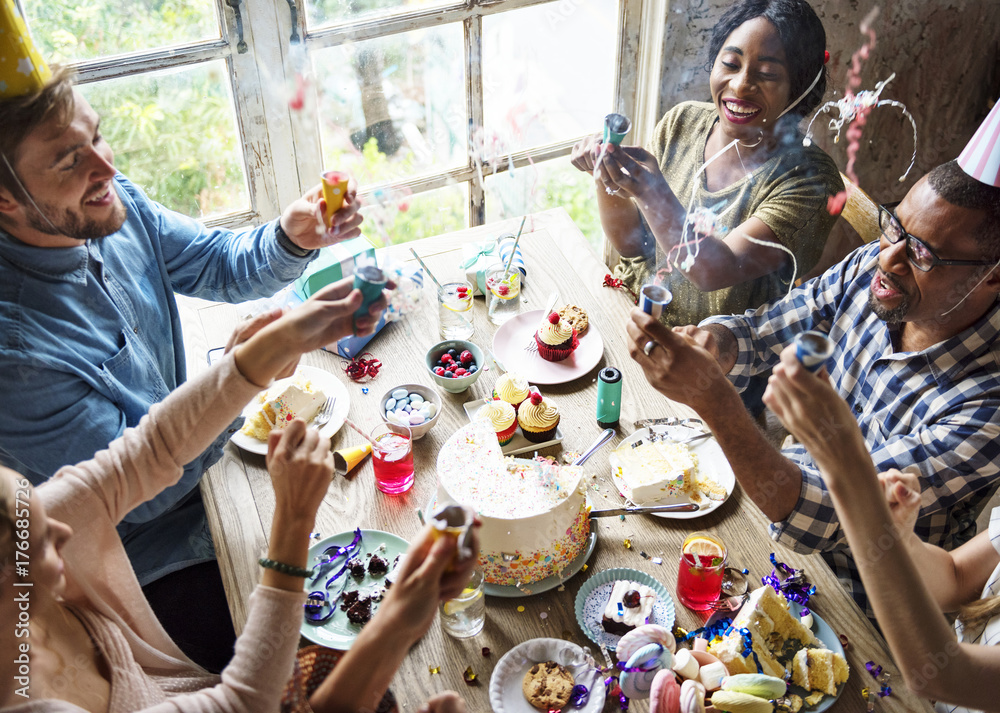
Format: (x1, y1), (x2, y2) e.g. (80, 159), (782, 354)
(24, 195), (127, 241)
(868, 289), (909, 324)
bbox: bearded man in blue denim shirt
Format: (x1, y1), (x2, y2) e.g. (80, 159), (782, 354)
(0, 68), (367, 670)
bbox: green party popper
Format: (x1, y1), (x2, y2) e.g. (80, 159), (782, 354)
(603, 113), (631, 146)
(352, 262), (388, 324)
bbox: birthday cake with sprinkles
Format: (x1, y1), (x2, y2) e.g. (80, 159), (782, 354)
(436, 421), (590, 586)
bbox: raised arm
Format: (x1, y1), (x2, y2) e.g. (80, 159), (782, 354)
(765, 347), (1000, 708)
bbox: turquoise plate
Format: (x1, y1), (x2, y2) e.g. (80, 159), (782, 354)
(574, 567), (676, 651)
(300, 529), (409, 650)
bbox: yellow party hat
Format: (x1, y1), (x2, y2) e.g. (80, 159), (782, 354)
(0, 0), (51, 99)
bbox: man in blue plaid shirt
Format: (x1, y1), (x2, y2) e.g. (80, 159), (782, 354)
(627, 160), (1000, 619)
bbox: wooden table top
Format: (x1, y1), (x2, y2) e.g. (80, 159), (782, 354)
(179, 208), (932, 712)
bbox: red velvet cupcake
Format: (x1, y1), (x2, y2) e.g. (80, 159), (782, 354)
(534, 311), (579, 362)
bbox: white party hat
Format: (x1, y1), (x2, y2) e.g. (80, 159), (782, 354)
(958, 99), (1000, 187)
(0, 0), (51, 100)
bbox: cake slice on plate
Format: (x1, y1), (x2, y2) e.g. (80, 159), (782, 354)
(602, 580), (657, 635)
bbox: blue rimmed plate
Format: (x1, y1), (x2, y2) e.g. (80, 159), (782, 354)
(574, 567), (676, 650)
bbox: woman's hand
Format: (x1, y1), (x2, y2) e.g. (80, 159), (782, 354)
(762, 345), (870, 478)
(374, 523), (481, 645)
(225, 308), (299, 380)
(266, 419), (334, 523)
(878, 469), (922, 537)
(280, 180), (365, 250)
(417, 692), (467, 713)
(233, 275), (391, 386)
(569, 134), (604, 175)
(600, 145), (670, 204)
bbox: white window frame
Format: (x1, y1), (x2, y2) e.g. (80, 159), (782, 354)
(57, 0), (668, 249)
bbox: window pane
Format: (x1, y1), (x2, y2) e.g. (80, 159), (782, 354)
(313, 27), (467, 187)
(306, 0), (454, 30)
(483, 0), (617, 154)
(361, 183), (467, 246)
(485, 158), (602, 252)
(26, 1), (220, 63)
(79, 61), (250, 219)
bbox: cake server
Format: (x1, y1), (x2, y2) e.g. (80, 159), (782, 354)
(589, 503), (701, 517)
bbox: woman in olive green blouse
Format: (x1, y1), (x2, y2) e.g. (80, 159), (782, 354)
(571, 0), (843, 328)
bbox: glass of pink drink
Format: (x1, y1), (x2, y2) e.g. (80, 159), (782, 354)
(371, 423), (414, 495)
(676, 532), (727, 611)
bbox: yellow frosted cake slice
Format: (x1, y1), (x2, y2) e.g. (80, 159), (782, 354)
(614, 438), (698, 503)
(708, 586), (820, 679)
(791, 648), (849, 696)
(241, 379), (326, 440)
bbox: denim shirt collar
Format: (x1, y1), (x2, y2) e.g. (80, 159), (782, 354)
(0, 228), (91, 284)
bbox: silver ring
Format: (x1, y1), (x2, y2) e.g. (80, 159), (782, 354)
(643, 340), (657, 356)
(605, 186), (620, 196)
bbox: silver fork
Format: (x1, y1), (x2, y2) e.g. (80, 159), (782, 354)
(312, 397), (337, 429)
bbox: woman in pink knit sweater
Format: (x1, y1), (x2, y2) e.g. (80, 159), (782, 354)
(0, 277), (477, 713)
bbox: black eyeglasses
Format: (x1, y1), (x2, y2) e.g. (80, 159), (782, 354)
(878, 202), (996, 272)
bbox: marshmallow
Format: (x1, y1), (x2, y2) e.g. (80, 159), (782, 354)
(649, 670), (681, 713)
(679, 679), (707, 713)
(620, 643), (674, 701)
(671, 649), (700, 680)
(698, 660), (727, 691)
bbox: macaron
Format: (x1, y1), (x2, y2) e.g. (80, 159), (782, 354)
(671, 648), (700, 680)
(698, 660), (727, 691)
(709, 690), (774, 713)
(649, 669), (681, 713)
(617, 624), (677, 661)
(721, 673), (787, 699)
(620, 643), (674, 701)
(679, 679), (707, 713)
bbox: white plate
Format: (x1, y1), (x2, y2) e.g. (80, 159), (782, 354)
(230, 365), (350, 455)
(608, 425), (735, 519)
(462, 399), (563, 455)
(492, 310), (604, 385)
(489, 638), (606, 713)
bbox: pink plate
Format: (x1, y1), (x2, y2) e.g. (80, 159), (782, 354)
(492, 310), (604, 384)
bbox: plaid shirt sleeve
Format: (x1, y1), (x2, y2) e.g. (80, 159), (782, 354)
(771, 397), (1000, 555)
(700, 244), (878, 393)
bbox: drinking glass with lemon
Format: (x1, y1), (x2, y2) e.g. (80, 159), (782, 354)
(676, 532), (727, 611)
(440, 567), (485, 638)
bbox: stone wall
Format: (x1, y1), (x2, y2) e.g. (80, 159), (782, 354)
(656, 0), (1000, 273)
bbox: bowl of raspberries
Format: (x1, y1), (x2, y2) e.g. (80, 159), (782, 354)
(425, 340), (485, 394)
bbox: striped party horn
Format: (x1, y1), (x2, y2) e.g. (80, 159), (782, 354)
(496, 234), (527, 283)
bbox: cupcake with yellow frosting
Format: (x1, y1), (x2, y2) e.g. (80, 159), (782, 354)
(476, 398), (518, 445)
(534, 311), (579, 362)
(517, 388), (560, 443)
(492, 372), (530, 412)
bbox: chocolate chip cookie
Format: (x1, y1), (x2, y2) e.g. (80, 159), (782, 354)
(522, 660), (575, 710)
(558, 304), (589, 335)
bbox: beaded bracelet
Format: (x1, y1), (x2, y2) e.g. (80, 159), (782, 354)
(259, 557), (314, 579)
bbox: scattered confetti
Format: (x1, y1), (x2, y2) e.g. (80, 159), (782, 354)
(569, 684), (590, 707)
(741, 568), (749, 575)
(639, 551), (650, 559)
(582, 564), (588, 572)
(310, 531), (322, 540)
(428, 666), (440, 675)
(623, 538), (633, 549)
(362, 387), (369, 394)
(619, 514), (625, 521)
(839, 633), (850, 650)
(651, 557), (663, 565)
(672, 624), (689, 639)
(540, 612), (548, 620)
(517, 605), (525, 612)
(463, 666), (478, 685)
(481, 647), (491, 657)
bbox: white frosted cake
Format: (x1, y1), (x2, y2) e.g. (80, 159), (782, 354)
(242, 378), (326, 441)
(436, 421), (590, 585)
(613, 437), (698, 503)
